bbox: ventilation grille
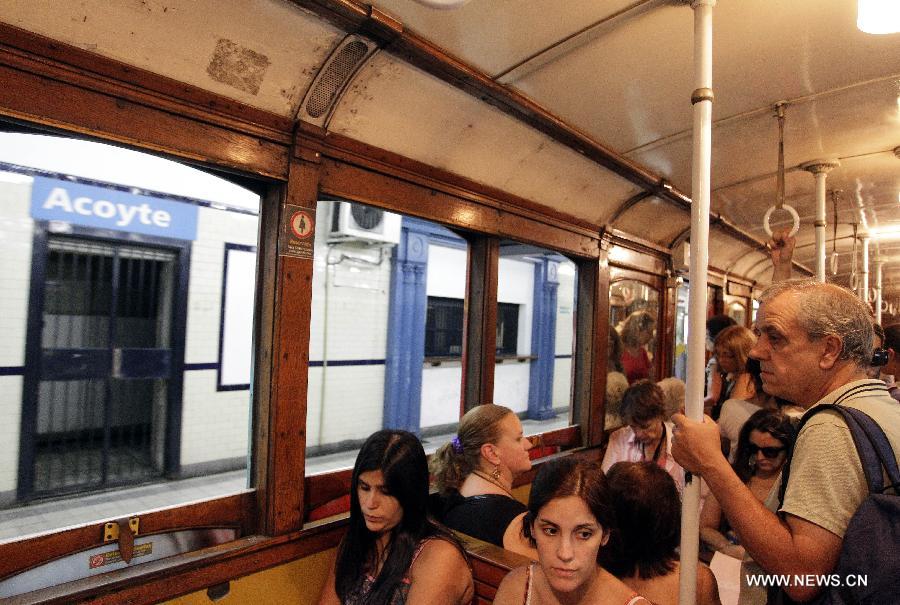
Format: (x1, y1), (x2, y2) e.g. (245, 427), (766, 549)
(305, 40), (369, 119)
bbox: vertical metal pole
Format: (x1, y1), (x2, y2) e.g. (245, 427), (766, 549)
(876, 261), (884, 324)
(861, 236), (870, 302)
(802, 161), (838, 283)
(681, 2), (715, 604)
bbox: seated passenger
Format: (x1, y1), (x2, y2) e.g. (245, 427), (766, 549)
(657, 376), (686, 419)
(606, 371), (629, 431)
(601, 380), (686, 493)
(699, 409), (796, 605)
(493, 458), (652, 605)
(619, 310), (656, 383)
(601, 462), (721, 605)
(430, 404), (536, 558)
(318, 430), (473, 605)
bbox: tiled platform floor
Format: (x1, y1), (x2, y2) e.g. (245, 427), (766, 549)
(0, 414), (569, 542)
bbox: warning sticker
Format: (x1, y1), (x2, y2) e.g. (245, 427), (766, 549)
(88, 542), (153, 569)
(280, 204), (315, 259)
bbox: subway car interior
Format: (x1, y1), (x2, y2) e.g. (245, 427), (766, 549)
(0, 0), (898, 603)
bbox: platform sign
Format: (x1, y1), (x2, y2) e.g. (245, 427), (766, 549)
(30, 176), (198, 240)
(280, 204), (315, 259)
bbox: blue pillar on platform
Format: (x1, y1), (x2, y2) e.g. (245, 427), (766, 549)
(527, 258), (560, 420)
(383, 223), (429, 433)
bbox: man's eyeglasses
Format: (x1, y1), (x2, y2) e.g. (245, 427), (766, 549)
(748, 443), (786, 459)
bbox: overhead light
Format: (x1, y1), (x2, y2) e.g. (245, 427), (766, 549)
(412, 0), (471, 8)
(867, 226), (900, 241)
(858, 0), (900, 34)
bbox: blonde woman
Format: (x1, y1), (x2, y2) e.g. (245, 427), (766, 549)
(430, 404), (536, 558)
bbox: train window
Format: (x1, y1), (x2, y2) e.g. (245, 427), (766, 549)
(306, 202), (468, 474)
(0, 134), (259, 546)
(610, 279), (660, 384)
(673, 280), (689, 382)
(727, 300), (748, 327)
(492, 240), (577, 431)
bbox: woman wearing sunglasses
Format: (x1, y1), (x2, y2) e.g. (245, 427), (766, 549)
(700, 408), (796, 604)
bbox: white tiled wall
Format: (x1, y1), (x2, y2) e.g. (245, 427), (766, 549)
(0, 177), (34, 493)
(178, 206), (258, 466)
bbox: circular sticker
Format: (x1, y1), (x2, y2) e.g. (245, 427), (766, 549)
(289, 210), (314, 239)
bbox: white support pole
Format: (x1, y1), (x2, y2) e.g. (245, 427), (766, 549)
(801, 161), (839, 283)
(876, 261), (884, 324)
(681, 2), (715, 605)
(861, 236), (870, 302)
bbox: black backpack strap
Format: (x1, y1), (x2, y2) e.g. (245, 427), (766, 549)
(777, 387), (892, 506)
(840, 406), (900, 493)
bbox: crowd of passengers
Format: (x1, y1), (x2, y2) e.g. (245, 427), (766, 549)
(318, 233), (900, 605)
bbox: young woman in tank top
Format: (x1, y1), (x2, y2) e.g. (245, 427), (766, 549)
(317, 430), (473, 605)
(493, 458), (651, 605)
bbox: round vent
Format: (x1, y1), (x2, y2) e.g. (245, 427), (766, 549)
(306, 40), (370, 118)
(351, 204), (383, 230)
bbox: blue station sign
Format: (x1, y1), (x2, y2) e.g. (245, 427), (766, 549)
(30, 176), (198, 241)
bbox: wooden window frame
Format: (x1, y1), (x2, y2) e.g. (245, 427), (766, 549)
(0, 23), (659, 604)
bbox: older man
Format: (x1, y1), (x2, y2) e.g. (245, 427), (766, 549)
(672, 279), (900, 602)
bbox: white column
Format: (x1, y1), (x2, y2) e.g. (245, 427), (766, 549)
(801, 161), (839, 283)
(876, 261), (884, 324)
(681, 2), (715, 605)
(861, 236), (870, 302)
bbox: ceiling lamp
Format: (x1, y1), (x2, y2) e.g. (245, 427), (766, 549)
(412, 0), (472, 8)
(858, 0), (900, 34)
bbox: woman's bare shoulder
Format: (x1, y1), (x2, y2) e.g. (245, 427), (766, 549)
(697, 562), (723, 605)
(493, 566), (528, 605)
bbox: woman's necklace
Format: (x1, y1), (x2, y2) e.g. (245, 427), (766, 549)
(471, 469), (514, 498)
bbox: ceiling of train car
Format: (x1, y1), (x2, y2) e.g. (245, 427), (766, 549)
(369, 0), (900, 289)
(3, 0), (898, 292)
(3, 0), (342, 117)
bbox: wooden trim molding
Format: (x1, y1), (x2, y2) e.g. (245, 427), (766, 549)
(463, 236), (499, 409)
(0, 491), (255, 582)
(263, 157), (322, 535)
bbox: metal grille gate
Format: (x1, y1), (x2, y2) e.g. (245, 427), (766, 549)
(26, 237), (177, 498)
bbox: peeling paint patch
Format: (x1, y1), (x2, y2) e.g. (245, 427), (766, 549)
(206, 39), (269, 96)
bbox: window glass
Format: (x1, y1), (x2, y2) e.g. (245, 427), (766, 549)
(609, 279), (660, 385)
(0, 133), (259, 542)
(492, 240), (577, 436)
(673, 281), (689, 382)
(306, 202), (468, 474)
(727, 300), (747, 327)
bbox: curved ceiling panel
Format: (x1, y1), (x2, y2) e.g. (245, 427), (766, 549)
(328, 52), (641, 226)
(3, 0), (341, 117)
(369, 0), (644, 78)
(612, 197), (689, 246)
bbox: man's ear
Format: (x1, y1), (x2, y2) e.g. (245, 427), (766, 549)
(600, 530), (610, 546)
(818, 334), (843, 370)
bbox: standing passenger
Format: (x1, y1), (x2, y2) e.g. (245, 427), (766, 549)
(430, 404), (536, 558)
(673, 279), (900, 603)
(619, 310), (656, 383)
(493, 458), (652, 605)
(318, 430), (473, 605)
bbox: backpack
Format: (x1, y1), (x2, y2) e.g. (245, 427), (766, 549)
(773, 403), (900, 605)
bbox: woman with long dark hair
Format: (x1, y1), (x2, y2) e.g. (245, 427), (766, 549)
(493, 458), (652, 605)
(318, 430), (473, 605)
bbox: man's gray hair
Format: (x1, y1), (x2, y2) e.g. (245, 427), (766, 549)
(758, 278), (874, 367)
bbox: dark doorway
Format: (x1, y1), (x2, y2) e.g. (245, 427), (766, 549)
(19, 235), (185, 499)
